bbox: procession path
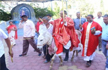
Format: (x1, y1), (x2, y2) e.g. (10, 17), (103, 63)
(4, 37), (106, 70)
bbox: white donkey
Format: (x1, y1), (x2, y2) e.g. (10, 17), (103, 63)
(37, 30), (82, 70)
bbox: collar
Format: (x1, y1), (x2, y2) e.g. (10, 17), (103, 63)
(88, 22), (92, 24)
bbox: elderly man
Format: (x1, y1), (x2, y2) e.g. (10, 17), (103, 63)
(39, 16), (53, 63)
(52, 10), (79, 61)
(74, 12), (86, 52)
(74, 12), (86, 30)
(79, 15), (102, 67)
(101, 14), (108, 70)
(94, 12), (103, 51)
(19, 15), (41, 56)
(0, 28), (13, 70)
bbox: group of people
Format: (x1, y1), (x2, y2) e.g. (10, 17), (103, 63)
(0, 10), (108, 70)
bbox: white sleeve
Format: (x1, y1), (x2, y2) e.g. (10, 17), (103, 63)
(39, 25), (47, 34)
(94, 30), (102, 35)
(39, 25), (43, 34)
(0, 29), (8, 39)
(30, 21), (35, 36)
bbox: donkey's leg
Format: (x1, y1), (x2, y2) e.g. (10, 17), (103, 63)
(59, 56), (63, 66)
(71, 50), (75, 61)
(50, 54), (56, 70)
(76, 50), (78, 56)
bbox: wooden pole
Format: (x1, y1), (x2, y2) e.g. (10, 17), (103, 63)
(62, 0), (64, 20)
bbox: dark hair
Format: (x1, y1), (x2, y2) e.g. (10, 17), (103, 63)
(103, 14), (108, 17)
(9, 21), (13, 23)
(42, 16), (50, 21)
(38, 16), (43, 19)
(87, 15), (94, 19)
(47, 14), (52, 17)
(64, 10), (67, 15)
(21, 15), (27, 18)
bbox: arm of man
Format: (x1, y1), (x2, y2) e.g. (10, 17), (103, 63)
(0, 29), (13, 57)
(64, 18), (74, 29)
(5, 38), (13, 57)
(19, 21), (24, 28)
(30, 21), (35, 38)
(106, 43), (108, 50)
(94, 23), (102, 36)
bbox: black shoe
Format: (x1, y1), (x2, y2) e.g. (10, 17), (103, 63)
(44, 60), (50, 63)
(64, 57), (68, 61)
(19, 54), (26, 57)
(38, 52), (42, 56)
(99, 48), (102, 51)
(86, 61), (92, 67)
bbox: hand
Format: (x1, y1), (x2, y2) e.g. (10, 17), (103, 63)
(9, 50), (13, 58)
(10, 29), (15, 31)
(31, 36), (34, 39)
(91, 30), (95, 34)
(79, 24), (82, 29)
(106, 43), (108, 50)
(21, 20), (23, 23)
(63, 19), (66, 23)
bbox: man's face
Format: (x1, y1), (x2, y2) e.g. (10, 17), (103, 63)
(60, 11), (66, 18)
(9, 22), (13, 25)
(22, 17), (27, 21)
(47, 16), (51, 20)
(97, 13), (102, 18)
(87, 16), (93, 22)
(76, 13), (80, 18)
(42, 19), (48, 24)
(103, 17), (108, 24)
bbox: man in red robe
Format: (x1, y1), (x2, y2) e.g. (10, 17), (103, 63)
(52, 10), (79, 61)
(79, 15), (102, 67)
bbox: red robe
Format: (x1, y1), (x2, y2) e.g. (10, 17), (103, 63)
(81, 21), (102, 56)
(7, 25), (18, 39)
(52, 17), (79, 54)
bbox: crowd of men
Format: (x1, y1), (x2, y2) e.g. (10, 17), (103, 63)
(0, 10), (108, 70)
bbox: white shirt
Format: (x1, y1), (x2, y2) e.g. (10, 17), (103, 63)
(19, 20), (35, 37)
(94, 17), (103, 27)
(39, 23), (53, 35)
(49, 18), (53, 22)
(0, 29), (8, 57)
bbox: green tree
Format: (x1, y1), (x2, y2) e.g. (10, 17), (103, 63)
(33, 7), (54, 18)
(79, 0), (94, 17)
(0, 9), (11, 21)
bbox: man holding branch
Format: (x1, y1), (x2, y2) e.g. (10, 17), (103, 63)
(79, 15), (102, 67)
(0, 28), (13, 70)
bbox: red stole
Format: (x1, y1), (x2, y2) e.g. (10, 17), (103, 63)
(53, 19), (64, 54)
